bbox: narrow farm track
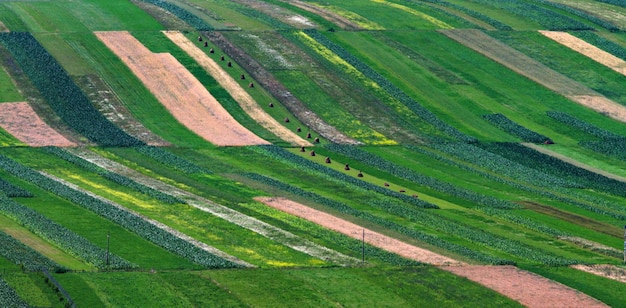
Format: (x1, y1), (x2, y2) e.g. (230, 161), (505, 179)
(539, 31), (626, 76)
(66, 148), (361, 266)
(441, 29), (626, 124)
(0, 102), (77, 147)
(257, 197), (609, 308)
(39, 171), (253, 268)
(163, 31), (312, 147)
(95, 31), (269, 147)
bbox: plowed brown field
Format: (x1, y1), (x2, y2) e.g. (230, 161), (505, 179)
(0, 102), (76, 147)
(95, 31), (269, 146)
(163, 31), (311, 147)
(257, 196), (609, 308)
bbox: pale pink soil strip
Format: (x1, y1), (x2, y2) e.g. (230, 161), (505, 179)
(163, 31), (311, 147)
(258, 196), (610, 307)
(0, 102), (76, 147)
(540, 31), (626, 76)
(95, 31), (269, 146)
(445, 265), (608, 308)
(255, 196), (462, 266)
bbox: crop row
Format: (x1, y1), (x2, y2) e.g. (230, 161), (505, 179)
(428, 142), (582, 189)
(140, 0), (214, 30)
(0, 194), (135, 270)
(477, 208), (569, 238)
(365, 199), (578, 266)
(325, 144), (520, 209)
(409, 143), (626, 220)
(572, 31), (626, 61)
(0, 154), (241, 269)
(467, 0), (593, 30)
(546, 111), (623, 140)
(417, 0), (512, 30)
(482, 113), (551, 143)
(479, 142), (626, 198)
(0, 32), (142, 147)
(229, 3), (291, 29)
(0, 277), (28, 308)
(43, 147), (185, 204)
(302, 29), (474, 142)
(535, 0), (620, 31)
(250, 145), (438, 208)
(0, 227), (64, 272)
(241, 173), (513, 265)
(0, 178), (32, 198)
(241, 201), (421, 266)
(397, 0), (476, 29)
(134, 146), (211, 175)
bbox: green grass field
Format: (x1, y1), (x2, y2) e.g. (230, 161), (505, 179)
(3, 0), (626, 306)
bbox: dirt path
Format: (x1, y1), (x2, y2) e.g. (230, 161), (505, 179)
(572, 264), (626, 284)
(0, 21), (8, 32)
(523, 143), (626, 183)
(257, 196), (609, 308)
(441, 29), (626, 124)
(539, 31), (626, 76)
(0, 102), (77, 147)
(163, 31), (311, 147)
(95, 31), (269, 146)
(445, 265), (608, 308)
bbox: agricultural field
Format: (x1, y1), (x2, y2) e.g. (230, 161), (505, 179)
(3, 0), (626, 307)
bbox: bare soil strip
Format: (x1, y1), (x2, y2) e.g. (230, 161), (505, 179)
(66, 148), (359, 266)
(445, 265), (608, 308)
(258, 196), (609, 307)
(282, 0), (363, 30)
(41, 171), (253, 268)
(572, 264), (626, 284)
(229, 0), (317, 28)
(540, 31), (626, 76)
(95, 31), (269, 146)
(0, 21), (8, 32)
(255, 196), (462, 266)
(0, 102), (76, 147)
(441, 29), (626, 124)
(523, 143), (626, 183)
(163, 31), (311, 147)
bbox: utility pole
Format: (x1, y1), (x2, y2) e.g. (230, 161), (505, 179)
(106, 231), (110, 267)
(362, 228), (365, 263)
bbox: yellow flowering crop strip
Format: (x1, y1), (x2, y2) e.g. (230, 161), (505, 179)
(294, 31), (397, 145)
(371, 0), (453, 29)
(315, 4), (385, 30)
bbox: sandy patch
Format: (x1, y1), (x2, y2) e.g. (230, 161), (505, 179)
(0, 102), (76, 147)
(255, 196), (462, 266)
(284, 0), (362, 30)
(95, 31), (268, 146)
(445, 265), (608, 308)
(540, 31), (626, 76)
(572, 264), (626, 284)
(163, 31), (311, 147)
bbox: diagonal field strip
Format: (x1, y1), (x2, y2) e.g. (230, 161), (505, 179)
(539, 30), (626, 76)
(95, 31), (269, 147)
(256, 196), (609, 308)
(0, 102), (76, 147)
(162, 31), (312, 147)
(440, 29), (626, 124)
(40, 171), (253, 268)
(67, 148), (360, 266)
